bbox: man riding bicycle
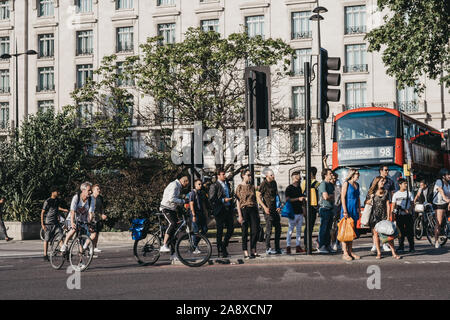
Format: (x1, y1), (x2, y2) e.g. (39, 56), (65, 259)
(60, 182), (96, 252)
(159, 175), (190, 257)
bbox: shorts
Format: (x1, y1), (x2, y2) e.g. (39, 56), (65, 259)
(44, 224), (63, 242)
(92, 221), (103, 233)
(433, 203), (448, 211)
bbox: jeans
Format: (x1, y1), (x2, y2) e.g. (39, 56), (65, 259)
(304, 207), (317, 249)
(241, 206), (259, 251)
(318, 208), (334, 248)
(286, 214), (303, 247)
(265, 212), (281, 251)
(191, 214), (208, 248)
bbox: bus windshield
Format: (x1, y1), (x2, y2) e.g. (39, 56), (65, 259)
(334, 166), (403, 206)
(336, 111), (398, 141)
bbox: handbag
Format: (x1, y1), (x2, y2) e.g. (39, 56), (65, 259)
(337, 217), (357, 242)
(361, 199), (373, 227)
(281, 200), (295, 219)
(374, 220), (396, 236)
(258, 224), (265, 242)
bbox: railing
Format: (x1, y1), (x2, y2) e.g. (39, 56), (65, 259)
(345, 26), (366, 35)
(342, 101), (425, 113)
(343, 64), (368, 73)
(396, 101), (422, 114)
(291, 31), (312, 40)
(76, 48), (94, 56)
(37, 84), (55, 92)
(116, 45), (134, 53)
(0, 119), (8, 130)
(0, 87), (10, 93)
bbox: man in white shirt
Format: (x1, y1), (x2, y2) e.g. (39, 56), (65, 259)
(159, 175), (190, 256)
(392, 178), (415, 253)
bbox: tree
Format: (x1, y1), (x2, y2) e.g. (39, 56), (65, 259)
(366, 0), (450, 92)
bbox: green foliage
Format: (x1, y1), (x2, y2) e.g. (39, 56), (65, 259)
(3, 185), (41, 223)
(366, 0), (450, 92)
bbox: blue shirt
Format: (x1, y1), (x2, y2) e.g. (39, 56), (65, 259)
(219, 181), (231, 207)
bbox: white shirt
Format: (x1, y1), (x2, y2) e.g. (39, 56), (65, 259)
(392, 190), (413, 215)
(433, 179), (450, 205)
(160, 180), (184, 211)
(67, 195), (95, 223)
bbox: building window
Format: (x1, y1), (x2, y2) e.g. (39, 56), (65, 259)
(159, 100), (175, 124)
(76, 64), (93, 88)
(158, 23), (176, 45)
(0, 1), (10, 20)
(201, 19), (219, 33)
(291, 11), (312, 39)
(78, 102), (93, 121)
(126, 137), (134, 157)
(157, 0), (175, 5)
(291, 128), (305, 153)
(397, 85), (419, 113)
(38, 0), (55, 17)
(292, 48), (311, 76)
(38, 100), (54, 113)
(117, 62), (134, 87)
(0, 69), (9, 93)
(38, 34), (54, 58)
(345, 5), (366, 35)
(38, 67), (55, 92)
(0, 102), (8, 129)
(77, 30), (93, 55)
(0, 36), (10, 56)
(245, 16), (264, 38)
(116, 27), (134, 52)
(292, 86), (305, 119)
(345, 82), (367, 110)
(116, 0), (133, 10)
(76, 0), (92, 13)
(344, 44), (367, 73)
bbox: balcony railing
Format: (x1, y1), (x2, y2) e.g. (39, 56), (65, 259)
(0, 119), (9, 130)
(342, 101), (425, 113)
(345, 26), (366, 35)
(343, 64), (368, 73)
(116, 45), (134, 53)
(77, 48), (94, 56)
(291, 31), (312, 40)
(0, 87), (10, 93)
(396, 101), (421, 113)
(37, 84), (55, 92)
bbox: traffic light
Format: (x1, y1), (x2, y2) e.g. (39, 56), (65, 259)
(319, 48), (341, 121)
(245, 66), (271, 137)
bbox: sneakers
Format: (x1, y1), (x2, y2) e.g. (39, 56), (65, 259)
(5, 237), (13, 242)
(435, 241), (441, 249)
(296, 246), (305, 253)
(327, 245), (336, 253)
(170, 254), (179, 263)
(383, 244), (391, 252)
(82, 242), (90, 250)
(60, 244), (67, 252)
(266, 248), (277, 255)
(370, 245), (377, 253)
(332, 242), (340, 252)
(94, 248), (102, 253)
(160, 245), (171, 253)
(43, 255), (49, 262)
(317, 246), (330, 254)
(275, 249), (284, 255)
(193, 248), (201, 254)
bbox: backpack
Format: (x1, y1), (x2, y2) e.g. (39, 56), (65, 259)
(310, 180), (320, 207)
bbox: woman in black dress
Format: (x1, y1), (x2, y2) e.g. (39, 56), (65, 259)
(366, 176), (400, 260)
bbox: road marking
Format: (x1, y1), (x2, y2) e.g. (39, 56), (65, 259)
(0, 265), (14, 268)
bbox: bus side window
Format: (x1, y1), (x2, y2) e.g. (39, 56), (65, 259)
(403, 121), (411, 140)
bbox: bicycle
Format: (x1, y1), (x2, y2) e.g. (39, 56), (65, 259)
(421, 204), (449, 247)
(132, 211), (212, 267)
(48, 224), (69, 270)
(50, 221), (94, 272)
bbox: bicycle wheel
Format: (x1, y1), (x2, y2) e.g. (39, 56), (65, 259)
(425, 217), (448, 246)
(175, 233), (212, 267)
(49, 237), (65, 270)
(69, 235), (94, 272)
(40, 227), (45, 241)
(414, 216), (423, 240)
(133, 233), (161, 266)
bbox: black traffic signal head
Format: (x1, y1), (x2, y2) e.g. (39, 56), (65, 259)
(319, 48), (341, 121)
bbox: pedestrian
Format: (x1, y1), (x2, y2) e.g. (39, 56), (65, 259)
(41, 186), (68, 260)
(432, 168), (450, 248)
(392, 178), (415, 253)
(0, 194), (13, 242)
(366, 176), (400, 259)
(370, 165), (396, 253)
(301, 167), (320, 251)
(189, 179), (209, 254)
(235, 169), (259, 259)
(257, 168), (283, 255)
(340, 169), (361, 261)
(330, 172), (342, 252)
(318, 169), (335, 254)
(209, 169), (234, 258)
(91, 184), (107, 254)
(413, 180), (433, 205)
(285, 171), (306, 254)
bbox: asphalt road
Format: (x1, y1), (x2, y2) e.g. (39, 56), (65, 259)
(0, 237), (449, 300)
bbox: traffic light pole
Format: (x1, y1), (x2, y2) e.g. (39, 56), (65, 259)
(304, 62), (312, 255)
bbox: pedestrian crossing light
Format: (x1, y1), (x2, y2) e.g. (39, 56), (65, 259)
(319, 48), (341, 121)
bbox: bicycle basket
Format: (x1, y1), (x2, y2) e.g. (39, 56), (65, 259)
(130, 218), (147, 241)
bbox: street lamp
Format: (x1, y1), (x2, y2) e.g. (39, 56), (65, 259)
(0, 48), (38, 135)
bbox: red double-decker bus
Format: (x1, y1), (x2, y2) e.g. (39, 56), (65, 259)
(332, 107), (450, 228)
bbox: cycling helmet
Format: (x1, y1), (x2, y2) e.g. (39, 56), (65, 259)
(439, 168), (449, 177)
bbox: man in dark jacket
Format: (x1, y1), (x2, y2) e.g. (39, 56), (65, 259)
(209, 169), (234, 258)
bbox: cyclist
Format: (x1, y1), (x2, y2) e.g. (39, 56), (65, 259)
(159, 175), (190, 260)
(60, 182), (95, 252)
(41, 186), (68, 261)
(432, 168), (450, 248)
(91, 184), (107, 254)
